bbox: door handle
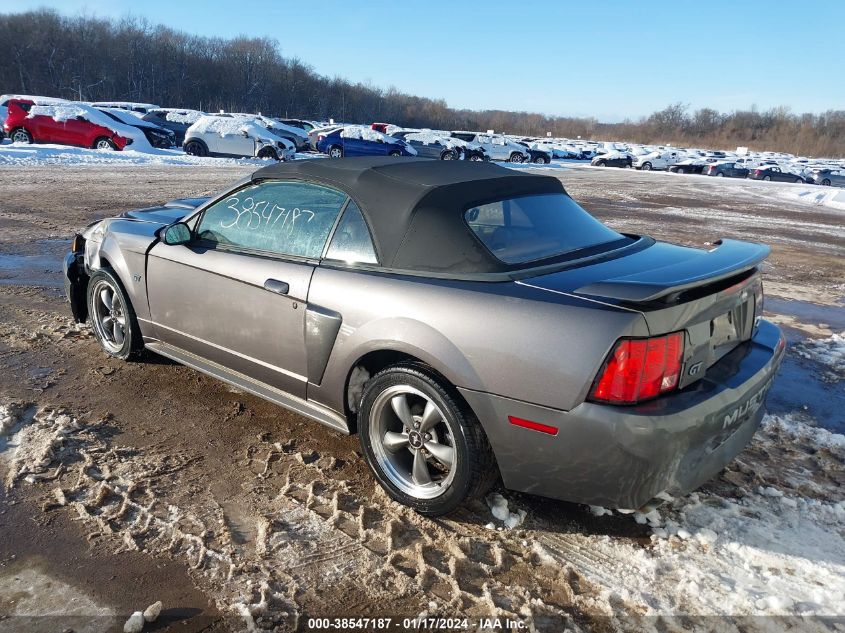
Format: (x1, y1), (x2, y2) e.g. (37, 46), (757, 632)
(263, 279), (290, 295)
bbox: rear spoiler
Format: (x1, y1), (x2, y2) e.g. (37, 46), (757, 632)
(575, 239), (770, 303)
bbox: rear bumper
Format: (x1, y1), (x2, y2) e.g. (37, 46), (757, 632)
(460, 319), (785, 509)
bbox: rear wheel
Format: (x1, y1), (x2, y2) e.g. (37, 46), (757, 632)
(469, 154), (483, 162)
(441, 150), (456, 160)
(328, 145), (343, 158)
(389, 150), (402, 157)
(716, 172), (725, 177)
(822, 179), (831, 186)
(794, 178), (802, 184)
(359, 364), (496, 516)
(184, 140), (208, 157)
(10, 128), (33, 144)
(93, 137), (116, 151)
(87, 270), (143, 361)
(533, 155), (549, 164)
(509, 152), (524, 163)
(763, 175), (772, 181)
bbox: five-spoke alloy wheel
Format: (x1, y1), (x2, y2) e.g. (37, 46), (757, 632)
(359, 364), (495, 515)
(87, 270), (142, 360)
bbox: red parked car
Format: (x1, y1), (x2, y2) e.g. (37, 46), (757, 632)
(3, 99), (132, 150)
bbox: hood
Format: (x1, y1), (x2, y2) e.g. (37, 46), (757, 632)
(120, 197), (209, 224)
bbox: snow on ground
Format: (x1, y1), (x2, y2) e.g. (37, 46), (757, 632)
(0, 141), (315, 166)
(558, 412), (845, 622)
(793, 331), (845, 383)
(774, 186), (845, 211)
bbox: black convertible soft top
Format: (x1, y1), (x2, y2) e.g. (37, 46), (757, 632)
(251, 157), (566, 274)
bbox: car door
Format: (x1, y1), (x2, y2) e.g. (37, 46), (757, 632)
(63, 116), (94, 148)
(341, 133), (365, 156)
(146, 180), (349, 398)
(220, 131), (256, 157)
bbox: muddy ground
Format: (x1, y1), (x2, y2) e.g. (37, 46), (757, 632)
(0, 164), (842, 632)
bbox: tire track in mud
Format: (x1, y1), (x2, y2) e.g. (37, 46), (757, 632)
(4, 405), (597, 630)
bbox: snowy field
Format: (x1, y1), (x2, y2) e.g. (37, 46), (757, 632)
(0, 161), (842, 631)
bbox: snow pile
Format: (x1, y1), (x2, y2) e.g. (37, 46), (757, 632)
(581, 412), (845, 619)
(486, 492), (527, 529)
(761, 411), (845, 451)
(793, 331), (845, 382)
(0, 142), (269, 166)
(4, 408), (78, 488)
(404, 130), (466, 149)
(340, 125), (391, 142)
(161, 109), (204, 124)
(0, 403), (19, 436)
(775, 186), (845, 211)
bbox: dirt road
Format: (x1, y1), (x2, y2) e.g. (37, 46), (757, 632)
(0, 164), (842, 632)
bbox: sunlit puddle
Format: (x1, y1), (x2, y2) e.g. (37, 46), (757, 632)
(0, 239), (68, 288)
(764, 296), (844, 433)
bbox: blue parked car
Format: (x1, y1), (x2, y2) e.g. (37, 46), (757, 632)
(317, 125), (417, 158)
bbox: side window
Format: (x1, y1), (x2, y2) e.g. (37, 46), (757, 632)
(196, 181), (347, 259)
(325, 201), (378, 264)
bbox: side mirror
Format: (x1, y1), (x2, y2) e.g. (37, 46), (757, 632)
(162, 222), (191, 245)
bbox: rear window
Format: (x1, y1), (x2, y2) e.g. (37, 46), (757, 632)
(465, 193), (627, 265)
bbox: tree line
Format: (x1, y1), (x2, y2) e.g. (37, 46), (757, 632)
(1, 9), (843, 157)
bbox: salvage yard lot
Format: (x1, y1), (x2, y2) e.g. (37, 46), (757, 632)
(0, 163), (843, 631)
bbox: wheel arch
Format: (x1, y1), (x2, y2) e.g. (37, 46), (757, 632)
(339, 332), (480, 435)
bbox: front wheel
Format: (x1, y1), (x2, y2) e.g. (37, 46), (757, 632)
(469, 154), (483, 162)
(509, 153), (524, 163)
(93, 137), (116, 151)
(595, 160), (606, 167)
(359, 364), (496, 516)
(388, 150), (402, 157)
(10, 128), (33, 144)
(822, 178), (831, 186)
(641, 162), (652, 171)
(441, 150), (456, 160)
(87, 270), (143, 360)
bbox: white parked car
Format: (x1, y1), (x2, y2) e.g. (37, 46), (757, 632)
(182, 115), (295, 161)
(450, 132), (530, 162)
(632, 149), (683, 171)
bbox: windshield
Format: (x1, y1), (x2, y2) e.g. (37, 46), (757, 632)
(465, 193), (628, 265)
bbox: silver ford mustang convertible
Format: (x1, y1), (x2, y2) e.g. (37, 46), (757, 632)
(64, 157), (785, 515)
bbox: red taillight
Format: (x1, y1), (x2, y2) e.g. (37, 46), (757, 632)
(590, 332), (684, 404)
(317, 134), (325, 141)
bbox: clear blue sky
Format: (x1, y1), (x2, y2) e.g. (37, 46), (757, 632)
(5, 0), (844, 121)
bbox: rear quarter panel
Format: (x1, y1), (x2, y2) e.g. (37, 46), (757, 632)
(307, 267), (649, 414)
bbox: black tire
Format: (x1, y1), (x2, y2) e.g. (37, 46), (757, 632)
(328, 145), (343, 158)
(763, 175), (771, 181)
(794, 178), (802, 184)
(509, 152), (524, 164)
(257, 146), (279, 160)
(184, 140), (208, 157)
(678, 168), (686, 174)
(469, 154), (483, 162)
(389, 150), (402, 157)
(10, 127), (33, 144)
(533, 156), (548, 164)
(440, 150), (456, 161)
(822, 179), (831, 186)
(93, 137), (117, 151)
(641, 162), (652, 171)
(359, 363), (496, 516)
(595, 160), (606, 167)
(86, 269), (143, 361)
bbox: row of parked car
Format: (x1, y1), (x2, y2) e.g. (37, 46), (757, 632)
(2, 93), (843, 185)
